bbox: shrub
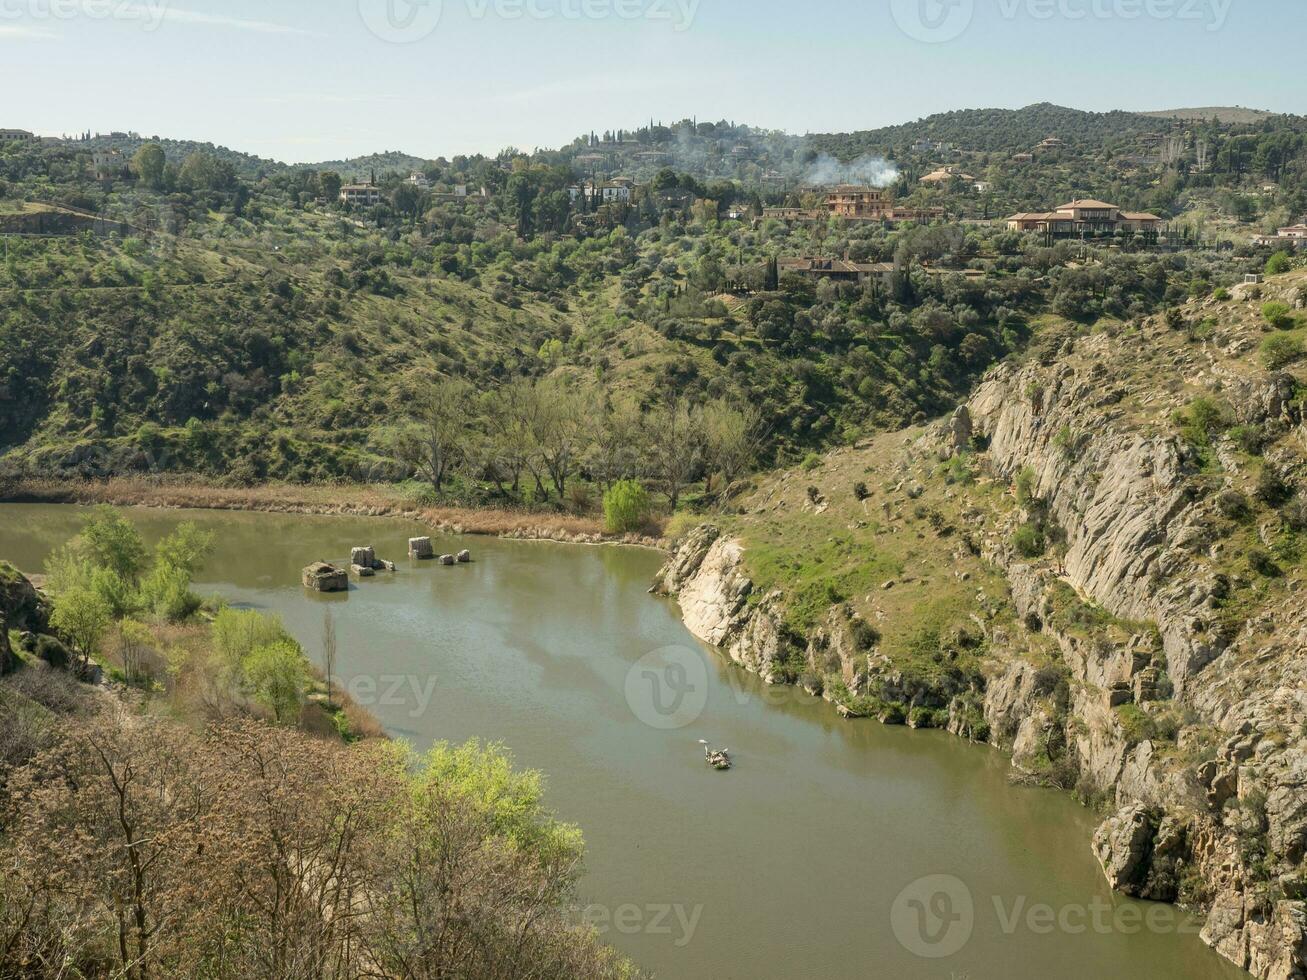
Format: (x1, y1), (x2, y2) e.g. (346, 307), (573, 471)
(1015, 466), (1039, 507)
(1012, 523), (1045, 558)
(1262, 301), (1294, 330)
(853, 481), (870, 501)
(1261, 334), (1304, 370)
(1213, 287), (1230, 302)
(602, 480), (651, 534)
(1216, 490), (1252, 522)
(1255, 467), (1292, 507)
(800, 453), (821, 472)
(1248, 548), (1281, 578)
(1266, 251), (1293, 276)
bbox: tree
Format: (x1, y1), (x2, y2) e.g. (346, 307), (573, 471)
(603, 480), (651, 533)
(319, 170), (342, 202)
(132, 142), (167, 190)
(395, 378), (474, 495)
(322, 607), (338, 706)
(81, 505), (149, 586)
(530, 382), (591, 500)
(643, 398), (702, 510)
(244, 640), (309, 724)
(701, 399), (766, 493)
(49, 586), (111, 671)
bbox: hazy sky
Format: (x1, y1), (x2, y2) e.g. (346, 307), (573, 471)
(1, 0), (1300, 163)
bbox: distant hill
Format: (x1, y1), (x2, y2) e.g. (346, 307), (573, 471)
(300, 150), (436, 178)
(808, 103), (1169, 159)
(1141, 106), (1275, 124)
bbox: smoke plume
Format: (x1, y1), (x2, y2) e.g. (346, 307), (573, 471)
(802, 152), (899, 187)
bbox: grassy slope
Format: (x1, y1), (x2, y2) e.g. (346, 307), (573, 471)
(712, 265), (1307, 702)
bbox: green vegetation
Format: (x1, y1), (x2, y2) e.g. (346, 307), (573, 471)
(1262, 333), (1305, 369)
(603, 479), (652, 533)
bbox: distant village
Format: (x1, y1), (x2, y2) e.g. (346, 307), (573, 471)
(4, 122), (1305, 270)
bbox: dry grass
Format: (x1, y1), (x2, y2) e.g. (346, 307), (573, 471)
(4, 476), (666, 546)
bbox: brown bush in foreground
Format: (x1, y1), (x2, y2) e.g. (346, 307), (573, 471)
(0, 707), (637, 980)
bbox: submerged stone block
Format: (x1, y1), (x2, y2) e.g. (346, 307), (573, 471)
(302, 562), (348, 593)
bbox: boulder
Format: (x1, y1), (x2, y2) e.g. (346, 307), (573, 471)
(439, 554), (456, 566)
(302, 562), (348, 593)
(350, 546), (376, 569)
(0, 561), (48, 633)
(351, 563), (375, 578)
(457, 550), (472, 563)
(409, 537), (435, 560)
(1092, 803), (1156, 895)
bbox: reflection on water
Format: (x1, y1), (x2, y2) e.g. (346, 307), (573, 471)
(0, 504), (1246, 980)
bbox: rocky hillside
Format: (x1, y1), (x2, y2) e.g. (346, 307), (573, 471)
(655, 269), (1307, 979)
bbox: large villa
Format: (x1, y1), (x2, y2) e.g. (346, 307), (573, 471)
(1007, 199), (1164, 236)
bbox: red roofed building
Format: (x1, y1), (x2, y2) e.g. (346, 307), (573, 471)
(1007, 200), (1164, 237)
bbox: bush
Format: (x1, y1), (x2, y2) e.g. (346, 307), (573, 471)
(1248, 548), (1281, 578)
(1216, 490), (1252, 522)
(1012, 523), (1045, 558)
(1267, 251), (1293, 276)
(1255, 467), (1292, 507)
(1015, 466), (1039, 507)
(853, 481), (870, 501)
(1262, 301), (1294, 330)
(244, 640), (310, 724)
(602, 480), (651, 534)
(1261, 334), (1304, 370)
(800, 453), (821, 472)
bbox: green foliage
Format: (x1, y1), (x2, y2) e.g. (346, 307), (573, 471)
(1266, 251), (1293, 276)
(49, 587), (111, 667)
(1176, 396), (1231, 452)
(411, 739), (583, 863)
(1012, 523), (1045, 558)
(1262, 333), (1305, 370)
(1015, 466), (1039, 507)
(602, 479), (652, 533)
(243, 639), (310, 724)
(80, 506), (148, 585)
(1262, 301), (1295, 330)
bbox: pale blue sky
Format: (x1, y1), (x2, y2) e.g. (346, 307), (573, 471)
(1, 0), (1299, 163)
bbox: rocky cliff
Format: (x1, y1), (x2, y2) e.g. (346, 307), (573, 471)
(655, 276), (1307, 979)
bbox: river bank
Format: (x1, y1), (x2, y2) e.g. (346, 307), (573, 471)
(1, 477), (667, 549)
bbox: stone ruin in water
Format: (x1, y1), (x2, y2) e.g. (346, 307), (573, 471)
(350, 546), (396, 578)
(410, 537), (471, 565)
(302, 562), (348, 593)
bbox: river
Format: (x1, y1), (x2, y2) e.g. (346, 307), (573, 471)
(0, 503), (1248, 980)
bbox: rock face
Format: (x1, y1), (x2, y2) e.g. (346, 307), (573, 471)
(656, 311), (1307, 980)
(302, 562), (348, 593)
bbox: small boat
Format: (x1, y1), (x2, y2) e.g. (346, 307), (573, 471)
(699, 740), (732, 771)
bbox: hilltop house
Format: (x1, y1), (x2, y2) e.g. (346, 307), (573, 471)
(764, 186), (943, 225)
(1253, 224), (1307, 249)
(340, 184), (382, 206)
(568, 179), (632, 205)
(408, 171), (430, 188)
(1007, 200), (1163, 237)
(920, 167), (975, 185)
(92, 148), (125, 179)
(0, 129), (35, 144)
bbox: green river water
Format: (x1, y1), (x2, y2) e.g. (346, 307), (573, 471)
(0, 504), (1248, 980)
